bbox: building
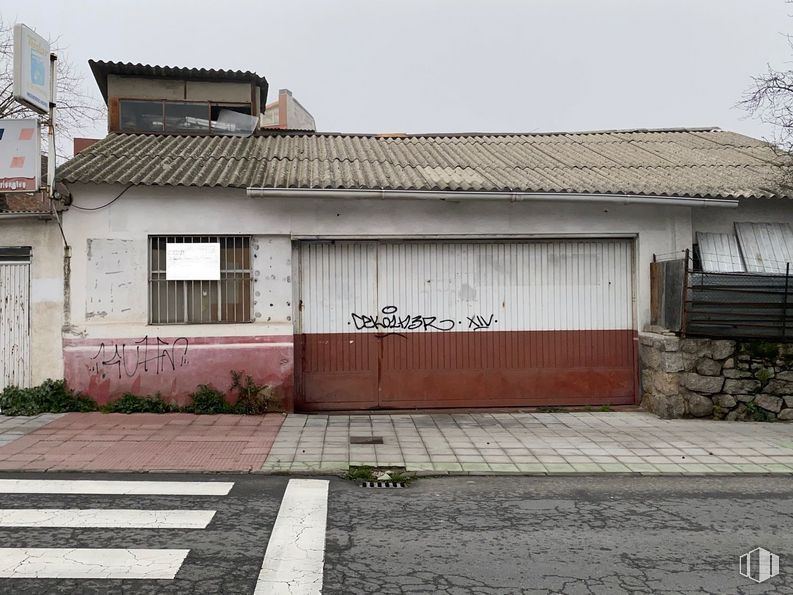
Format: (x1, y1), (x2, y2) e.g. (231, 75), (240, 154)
(260, 88), (316, 131)
(0, 181), (64, 390)
(55, 61), (793, 411)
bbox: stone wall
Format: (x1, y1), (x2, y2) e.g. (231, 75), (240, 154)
(639, 331), (793, 421)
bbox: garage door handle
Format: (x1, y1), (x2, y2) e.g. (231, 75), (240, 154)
(374, 333), (406, 340)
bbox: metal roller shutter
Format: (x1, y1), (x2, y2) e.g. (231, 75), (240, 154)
(297, 239), (636, 410)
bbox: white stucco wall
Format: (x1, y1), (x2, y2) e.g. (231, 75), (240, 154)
(0, 218), (64, 384)
(691, 198), (793, 236)
(60, 184), (711, 336)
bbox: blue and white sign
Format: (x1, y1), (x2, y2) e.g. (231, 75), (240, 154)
(12, 24), (51, 115)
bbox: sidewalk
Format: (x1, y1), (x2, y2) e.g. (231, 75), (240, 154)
(262, 411), (793, 475)
(0, 410), (790, 475)
(0, 412), (283, 472)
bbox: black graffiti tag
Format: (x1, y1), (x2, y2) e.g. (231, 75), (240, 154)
(350, 306), (496, 333)
(89, 336), (190, 380)
(467, 314), (495, 331)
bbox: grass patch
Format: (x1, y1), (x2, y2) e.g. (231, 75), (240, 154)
(184, 384), (232, 414)
(384, 470), (412, 485)
(0, 380), (97, 416)
(344, 465), (414, 485)
(745, 401), (770, 422)
(345, 465), (376, 481)
(1, 372), (282, 416)
(230, 371), (282, 415)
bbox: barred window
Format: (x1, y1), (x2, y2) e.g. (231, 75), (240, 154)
(149, 236), (253, 324)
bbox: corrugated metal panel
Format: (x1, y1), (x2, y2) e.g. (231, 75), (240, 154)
(374, 241), (633, 332)
(298, 240), (636, 409)
(301, 240), (632, 333)
(696, 232), (745, 272)
(298, 242), (377, 334)
(57, 129), (793, 199)
(0, 262), (31, 390)
(735, 222), (793, 274)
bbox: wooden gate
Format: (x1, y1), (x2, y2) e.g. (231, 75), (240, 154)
(0, 251), (31, 390)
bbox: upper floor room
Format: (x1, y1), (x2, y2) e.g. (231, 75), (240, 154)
(89, 60), (269, 136)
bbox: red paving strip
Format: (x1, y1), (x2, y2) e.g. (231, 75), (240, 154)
(0, 413), (285, 472)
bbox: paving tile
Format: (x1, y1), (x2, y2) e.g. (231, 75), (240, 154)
(564, 456), (594, 464)
(759, 463), (793, 473)
(625, 463), (659, 473)
(536, 456), (566, 464)
(569, 463), (604, 472)
(406, 462), (436, 471)
(514, 463), (547, 473)
(544, 463), (576, 473)
(599, 463), (631, 472)
(460, 462), (492, 472)
(678, 464), (715, 473)
(488, 463), (520, 472)
(431, 462), (464, 472)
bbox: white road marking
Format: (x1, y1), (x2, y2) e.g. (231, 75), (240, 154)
(0, 479), (233, 496)
(0, 548), (189, 579)
(0, 509), (216, 528)
(255, 478), (329, 595)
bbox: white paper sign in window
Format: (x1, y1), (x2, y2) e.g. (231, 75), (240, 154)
(166, 243), (220, 280)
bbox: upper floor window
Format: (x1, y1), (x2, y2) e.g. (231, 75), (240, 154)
(119, 100), (253, 134)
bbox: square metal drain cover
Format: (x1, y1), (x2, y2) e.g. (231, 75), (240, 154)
(350, 436), (384, 444)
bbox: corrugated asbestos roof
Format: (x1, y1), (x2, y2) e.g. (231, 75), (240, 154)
(88, 60), (269, 108)
(57, 128), (793, 199)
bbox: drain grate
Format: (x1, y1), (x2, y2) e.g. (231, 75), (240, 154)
(349, 435), (384, 444)
(360, 481), (405, 488)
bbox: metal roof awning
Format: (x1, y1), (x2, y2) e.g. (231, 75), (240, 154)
(696, 232), (745, 272)
(735, 222), (793, 274)
(697, 223), (793, 275)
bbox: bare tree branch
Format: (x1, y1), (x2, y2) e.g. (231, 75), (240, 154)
(0, 17), (105, 161)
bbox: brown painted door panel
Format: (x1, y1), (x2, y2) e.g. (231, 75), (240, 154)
(300, 333), (378, 408)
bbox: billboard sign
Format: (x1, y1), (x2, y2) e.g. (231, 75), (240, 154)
(0, 119), (41, 193)
(13, 24), (51, 115)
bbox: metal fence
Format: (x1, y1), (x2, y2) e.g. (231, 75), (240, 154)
(651, 251), (793, 340)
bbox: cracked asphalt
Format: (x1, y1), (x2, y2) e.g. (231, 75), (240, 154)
(325, 476), (792, 595)
(0, 473), (788, 593)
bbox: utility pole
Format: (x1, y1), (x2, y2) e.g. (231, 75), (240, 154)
(47, 52), (57, 197)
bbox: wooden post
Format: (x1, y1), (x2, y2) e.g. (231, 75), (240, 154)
(784, 262), (790, 341)
(680, 249), (690, 337)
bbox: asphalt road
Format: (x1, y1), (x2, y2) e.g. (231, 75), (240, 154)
(0, 473), (787, 594)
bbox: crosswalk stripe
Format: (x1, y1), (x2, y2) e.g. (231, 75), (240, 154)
(255, 478), (329, 595)
(0, 509), (216, 528)
(0, 479), (233, 495)
(0, 548), (190, 579)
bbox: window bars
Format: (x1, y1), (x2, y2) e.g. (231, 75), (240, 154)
(149, 236), (253, 324)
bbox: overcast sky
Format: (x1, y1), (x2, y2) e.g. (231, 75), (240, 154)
(5, 0), (793, 153)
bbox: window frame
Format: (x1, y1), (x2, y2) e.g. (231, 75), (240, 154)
(148, 235), (254, 325)
(118, 98), (254, 135)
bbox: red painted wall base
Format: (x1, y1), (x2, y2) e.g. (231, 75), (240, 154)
(63, 335), (294, 409)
